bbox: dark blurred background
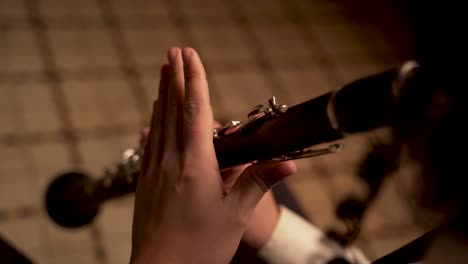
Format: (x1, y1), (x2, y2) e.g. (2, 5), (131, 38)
(0, 0), (437, 263)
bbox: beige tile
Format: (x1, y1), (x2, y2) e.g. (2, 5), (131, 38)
(101, 242), (132, 264)
(0, 82), (20, 137)
(97, 196), (134, 235)
(264, 51), (323, 70)
(0, 146), (38, 209)
(184, 14), (235, 26)
(286, 177), (337, 230)
(0, 0), (26, 18)
(117, 14), (173, 28)
(238, 0), (290, 24)
(122, 26), (185, 70)
(38, 0), (101, 18)
(61, 78), (142, 130)
(0, 29), (43, 74)
(252, 24), (313, 64)
(112, 0), (168, 16)
(352, 24), (398, 56)
(209, 70), (273, 120)
(190, 24), (255, 67)
(47, 26), (120, 72)
(273, 64), (334, 106)
(309, 22), (372, 62)
(179, 0), (229, 12)
(111, 0), (172, 28)
(0, 121), (16, 143)
(97, 196), (134, 264)
(78, 133), (140, 178)
(237, 0), (285, 15)
(246, 12), (291, 26)
(179, 0), (232, 23)
(0, 217), (49, 264)
(0, 177), (40, 210)
(0, 80), (61, 137)
(16, 81), (62, 134)
(292, 0), (345, 23)
(43, 219), (98, 264)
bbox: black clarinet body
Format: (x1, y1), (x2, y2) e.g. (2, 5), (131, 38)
(45, 61), (420, 228)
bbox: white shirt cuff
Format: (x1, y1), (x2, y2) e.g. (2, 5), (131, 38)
(257, 205), (369, 264)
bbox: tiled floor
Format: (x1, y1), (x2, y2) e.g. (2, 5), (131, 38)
(0, 0), (436, 263)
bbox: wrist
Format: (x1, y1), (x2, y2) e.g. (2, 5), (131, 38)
(130, 236), (187, 264)
(130, 233), (235, 264)
(131, 245), (187, 264)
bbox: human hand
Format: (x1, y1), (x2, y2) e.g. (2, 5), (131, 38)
(139, 123), (283, 252)
(130, 47), (296, 264)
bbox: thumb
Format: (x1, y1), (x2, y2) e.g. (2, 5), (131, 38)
(227, 161), (296, 217)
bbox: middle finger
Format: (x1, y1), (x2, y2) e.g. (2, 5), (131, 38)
(165, 47), (185, 151)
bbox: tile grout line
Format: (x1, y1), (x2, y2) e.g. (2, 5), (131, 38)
(0, 123), (141, 147)
(2, 78), (45, 224)
(23, 0), (85, 262)
(67, 0), (144, 262)
(97, 0), (150, 127)
(223, 0), (292, 104)
(279, 0), (401, 83)
(278, 0), (345, 88)
(0, 56), (333, 83)
(24, 0), (82, 165)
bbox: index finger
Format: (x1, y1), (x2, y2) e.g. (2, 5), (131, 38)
(181, 48), (214, 155)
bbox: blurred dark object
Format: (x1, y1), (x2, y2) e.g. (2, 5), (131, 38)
(45, 171), (100, 228)
(0, 236), (33, 264)
(337, 0), (465, 75)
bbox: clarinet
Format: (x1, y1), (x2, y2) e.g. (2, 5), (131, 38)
(45, 61), (420, 229)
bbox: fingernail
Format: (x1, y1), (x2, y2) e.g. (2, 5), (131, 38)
(168, 48), (178, 64)
(182, 48), (192, 65)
